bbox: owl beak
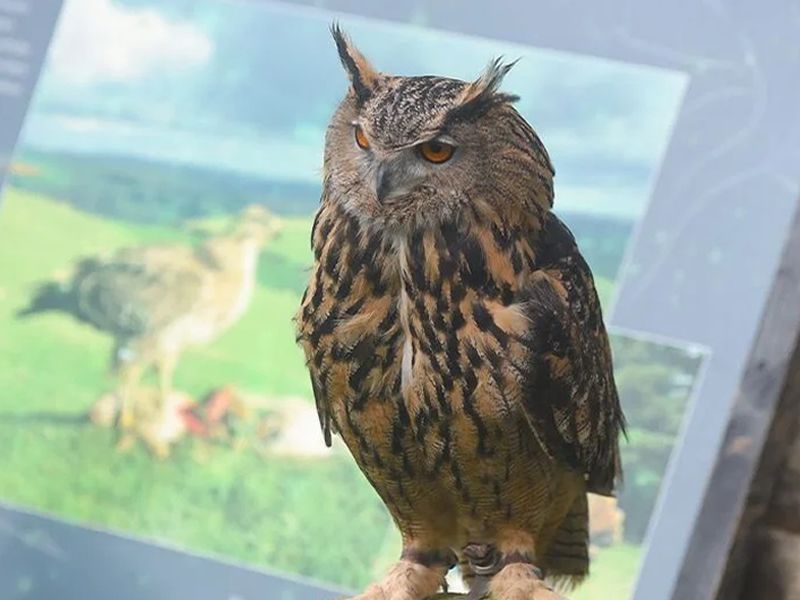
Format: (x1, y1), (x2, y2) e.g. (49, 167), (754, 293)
(374, 157), (418, 203)
(375, 163), (392, 204)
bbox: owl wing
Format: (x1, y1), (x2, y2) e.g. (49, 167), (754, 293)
(520, 213), (625, 495)
(73, 246), (205, 338)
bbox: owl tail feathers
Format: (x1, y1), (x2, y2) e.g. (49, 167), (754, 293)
(541, 493), (590, 592)
(16, 281), (75, 318)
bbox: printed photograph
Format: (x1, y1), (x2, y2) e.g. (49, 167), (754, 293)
(0, 0), (704, 597)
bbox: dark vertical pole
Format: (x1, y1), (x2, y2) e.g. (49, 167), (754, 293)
(674, 197), (800, 599)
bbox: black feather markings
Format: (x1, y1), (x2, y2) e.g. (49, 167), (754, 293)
(309, 373), (332, 447)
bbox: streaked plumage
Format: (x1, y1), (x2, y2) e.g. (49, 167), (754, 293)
(296, 27), (624, 600)
(19, 205), (279, 429)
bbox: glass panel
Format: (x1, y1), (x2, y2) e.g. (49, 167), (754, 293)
(0, 1), (752, 599)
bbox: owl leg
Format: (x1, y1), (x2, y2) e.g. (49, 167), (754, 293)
(347, 548), (453, 600)
(114, 361), (144, 452)
(117, 361), (144, 431)
(155, 350), (178, 407)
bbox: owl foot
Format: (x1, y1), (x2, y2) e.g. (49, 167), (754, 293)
(118, 405), (135, 430)
(488, 564), (567, 600)
(346, 559), (446, 600)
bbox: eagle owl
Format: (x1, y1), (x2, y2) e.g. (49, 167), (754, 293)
(296, 26), (625, 600)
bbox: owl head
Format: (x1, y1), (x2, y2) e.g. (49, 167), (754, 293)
(324, 25), (554, 229)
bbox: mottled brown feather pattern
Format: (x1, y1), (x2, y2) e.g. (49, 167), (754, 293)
(295, 28), (624, 597)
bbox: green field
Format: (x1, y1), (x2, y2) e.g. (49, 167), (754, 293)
(0, 187), (647, 596)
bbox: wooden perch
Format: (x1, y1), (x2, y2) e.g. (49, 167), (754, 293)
(429, 590), (569, 599)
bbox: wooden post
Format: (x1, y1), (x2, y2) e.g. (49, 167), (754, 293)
(737, 419), (800, 598)
(711, 200), (800, 600)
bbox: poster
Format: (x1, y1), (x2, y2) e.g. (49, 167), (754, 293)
(0, 1), (703, 597)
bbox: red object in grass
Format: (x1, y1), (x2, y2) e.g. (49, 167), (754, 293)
(178, 386), (237, 438)
(205, 386), (235, 423)
(180, 407), (208, 437)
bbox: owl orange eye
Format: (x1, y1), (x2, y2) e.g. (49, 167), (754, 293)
(354, 125), (370, 149)
(418, 140), (455, 164)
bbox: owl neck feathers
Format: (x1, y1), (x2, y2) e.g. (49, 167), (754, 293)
(391, 206), (544, 404)
(304, 200), (546, 414)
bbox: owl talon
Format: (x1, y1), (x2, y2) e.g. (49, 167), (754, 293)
(346, 559), (446, 600)
(345, 585), (387, 600)
(488, 564), (567, 600)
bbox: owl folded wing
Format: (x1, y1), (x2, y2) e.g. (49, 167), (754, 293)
(519, 214), (626, 496)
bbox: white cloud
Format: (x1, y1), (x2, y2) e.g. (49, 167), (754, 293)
(48, 0), (212, 85)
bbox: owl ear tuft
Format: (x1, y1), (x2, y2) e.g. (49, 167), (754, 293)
(447, 57), (520, 123)
(331, 23), (379, 105)
(466, 57), (519, 100)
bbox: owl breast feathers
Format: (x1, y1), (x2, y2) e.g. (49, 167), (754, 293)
(295, 26), (625, 598)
